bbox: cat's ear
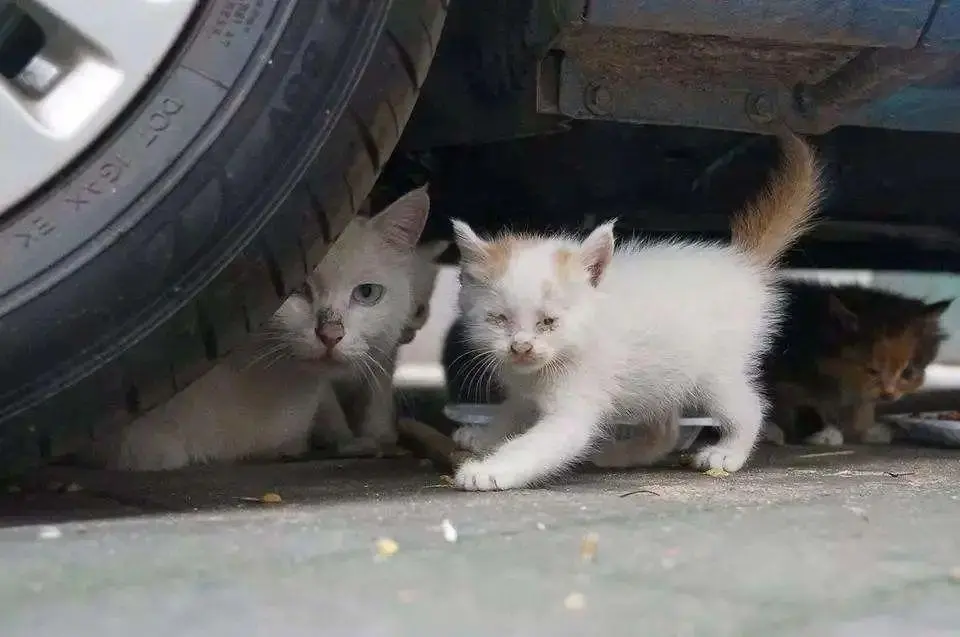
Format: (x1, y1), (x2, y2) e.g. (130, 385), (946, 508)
(828, 295), (859, 332)
(922, 299), (953, 319)
(580, 220), (616, 287)
(419, 239), (450, 263)
(372, 185), (430, 250)
(451, 219), (489, 263)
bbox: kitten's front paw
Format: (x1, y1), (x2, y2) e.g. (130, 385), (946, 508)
(861, 422), (894, 445)
(762, 423), (786, 446)
(336, 437), (384, 457)
(804, 426), (844, 447)
(691, 445), (750, 473)
(113, 427), (191, 471)
(454, 459), (529, 491)
(452, 425), (496, 453)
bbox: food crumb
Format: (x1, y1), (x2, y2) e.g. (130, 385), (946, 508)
(376, 537), (399, 558)
(65, 482), (83, 493)
(260, 492), (282, 504)
(536, 522), (547, 531)
(948, 566), (960, 583)
(580, 532), (599, 562)
(441, 519), (458, 543)
(564, 592), (586, 611)
(37, 526), (62, 540)
(703, 468), (730, 478)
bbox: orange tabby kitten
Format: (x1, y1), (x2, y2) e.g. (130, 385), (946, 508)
(763, 281), (951, 446)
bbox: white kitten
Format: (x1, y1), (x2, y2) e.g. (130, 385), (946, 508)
(449, 134), (821, 490)
(93, 188), (430, 470)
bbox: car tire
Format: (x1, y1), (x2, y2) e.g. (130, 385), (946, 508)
(0, 0), (448, 470)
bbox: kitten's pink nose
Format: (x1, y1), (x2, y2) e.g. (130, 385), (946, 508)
(316, 322), (344, 349)
(510, 340), (533, 355)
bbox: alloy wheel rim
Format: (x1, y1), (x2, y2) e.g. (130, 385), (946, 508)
(0, 0), (198, 214)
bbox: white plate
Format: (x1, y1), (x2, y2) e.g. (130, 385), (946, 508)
(883, 413), (960, 448)
(443, 403), (718, 451)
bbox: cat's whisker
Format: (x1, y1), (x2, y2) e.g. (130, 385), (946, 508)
(477, 355), (502, 402)
(455, 352), (492, 402)
(242, 344), (289, 371)
(463, 352), (498, 403)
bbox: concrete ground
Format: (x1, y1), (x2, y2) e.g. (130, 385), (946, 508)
(1, 443), (959, 637)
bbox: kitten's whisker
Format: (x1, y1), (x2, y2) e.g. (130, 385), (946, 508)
(242, 344), (289, 371)
(463, 352), (497, 403)
(455, 352), (490, 401)
(447, 347), (486, 369)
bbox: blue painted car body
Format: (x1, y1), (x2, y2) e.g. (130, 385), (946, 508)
(564, 0), (960, 134)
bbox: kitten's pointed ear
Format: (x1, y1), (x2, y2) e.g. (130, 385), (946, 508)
(371, 186), (430, 250)
(419, 239), (450, 263)
(580, 220), (616, 287)
(451, 219), (488, 263)
(828, 295), (859, 332)
(923, 299), (953, 319)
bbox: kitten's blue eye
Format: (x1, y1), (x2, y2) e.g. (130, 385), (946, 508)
(351, 283), (384, 305)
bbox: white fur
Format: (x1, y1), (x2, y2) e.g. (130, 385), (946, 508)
(804, 425), (845, 446)
(94, 188), (430, 470)
(452, 225), (780, 490)
(861, 422), (894, 445)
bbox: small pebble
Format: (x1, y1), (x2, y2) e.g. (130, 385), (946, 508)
(440, 519), (458, 543)
(536, 522), (547, 531)
(564, 592), (586, 611)
(37, 526), (62, 540)
(65, 482), (83, 493)
(580, 532), (599, 562)
(375, 537), (399, 558)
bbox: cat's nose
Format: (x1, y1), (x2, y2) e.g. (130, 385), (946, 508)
(509, 340), (533, 355)
(316, 322), (344, 349)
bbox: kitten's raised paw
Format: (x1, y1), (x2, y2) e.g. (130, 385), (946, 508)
(454, 459), (527, 491)
(804, 426), (844, 447)
(691, 445), (750, 473)
(861, 422), (894, 445)
(452, 425), (495, 453)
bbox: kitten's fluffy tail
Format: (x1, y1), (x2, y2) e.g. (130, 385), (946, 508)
(730, 133), (822, 268)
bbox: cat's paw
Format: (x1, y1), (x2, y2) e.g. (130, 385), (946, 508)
(452, 425), (496, 453)
(861, 422), (894, 445)
(762, 423), (786, 446)
(453, 458), (529, 491)
(804, 426), (844, 447)
(691, 445), (750, 473)
(113, 427), (191, 471)
(336, 437), (383, 457)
